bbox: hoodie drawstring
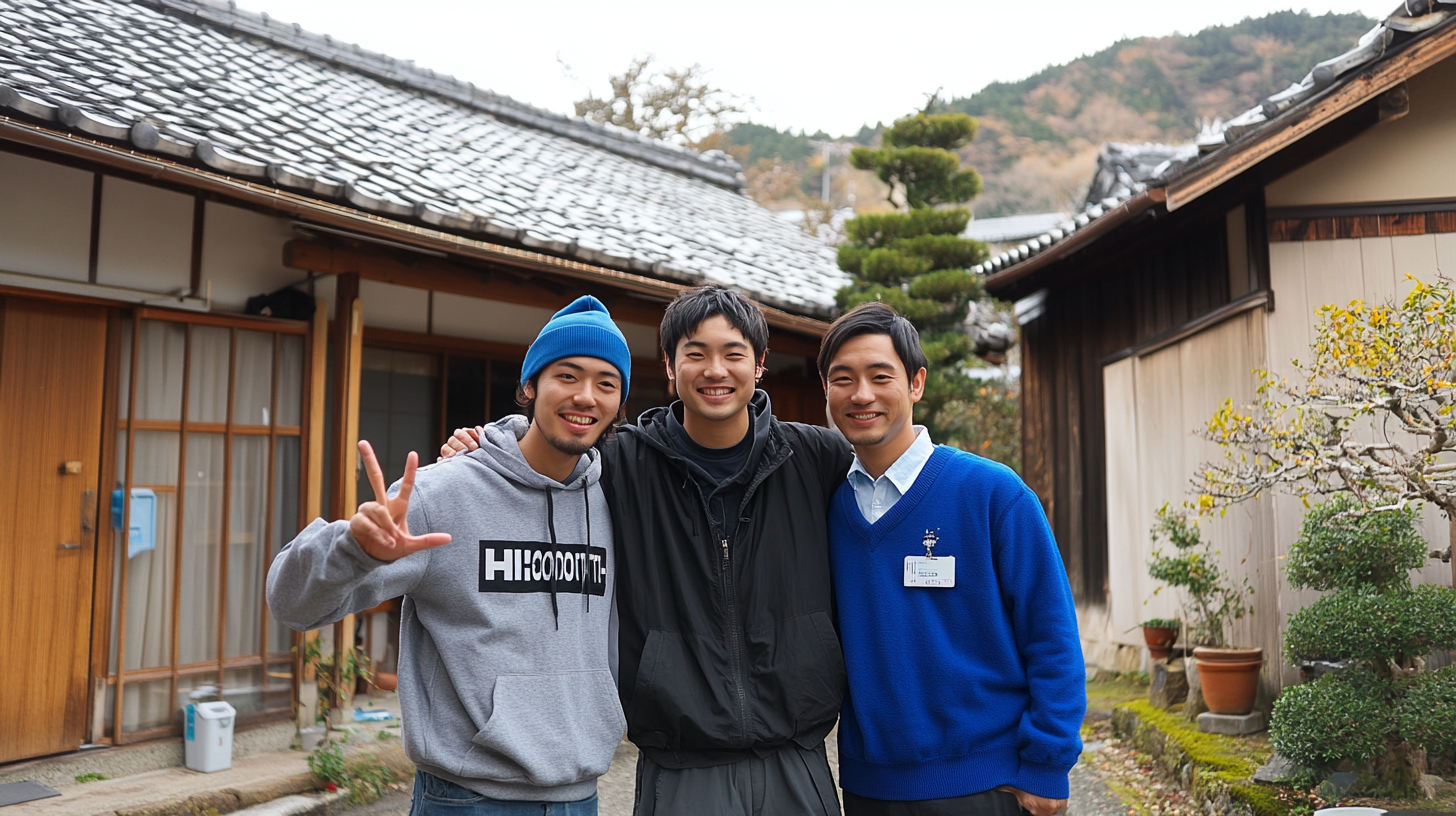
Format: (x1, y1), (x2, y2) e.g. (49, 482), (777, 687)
(545, 488), (560, 629)
(583, 490), (591, 615)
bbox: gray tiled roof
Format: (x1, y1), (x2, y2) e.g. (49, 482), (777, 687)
(0, 0), (847, 316)
(978, 1), (1456, 280)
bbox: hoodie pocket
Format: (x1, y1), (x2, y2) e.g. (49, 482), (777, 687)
(461, 670), (626, 788)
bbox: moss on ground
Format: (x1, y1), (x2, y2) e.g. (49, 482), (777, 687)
(1087, 673), (1151, 712)
(1119, 700), (1285, 816)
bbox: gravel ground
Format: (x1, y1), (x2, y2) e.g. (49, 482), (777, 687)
(340, 726), (1126, 816)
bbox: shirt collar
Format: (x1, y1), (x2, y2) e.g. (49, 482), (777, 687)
(847, 426), (934, 492)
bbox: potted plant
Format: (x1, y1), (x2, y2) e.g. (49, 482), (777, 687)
(1148, 504), (1258, 714)
(1140, 618), (1180, 659)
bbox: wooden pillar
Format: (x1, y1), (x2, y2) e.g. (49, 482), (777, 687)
(296, 295), (330, 730)
(328, 274), (363, 725)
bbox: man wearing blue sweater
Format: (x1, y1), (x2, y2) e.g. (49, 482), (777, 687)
(817, 302), (1086, 816)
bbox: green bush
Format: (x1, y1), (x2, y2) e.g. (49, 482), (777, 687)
(1269, 496), (1456, 795)
(1286, 495), (1427, 592)
(1269, 667), (1393, 768)
(1283, 585), (1456, 664)
(1396, 665), (1456, 754)
(1146, 505), (1251, 646)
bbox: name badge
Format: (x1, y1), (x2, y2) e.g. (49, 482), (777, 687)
(904, 556), (955, 588)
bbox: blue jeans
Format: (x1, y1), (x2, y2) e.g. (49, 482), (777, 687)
(408, 771), (598, 816)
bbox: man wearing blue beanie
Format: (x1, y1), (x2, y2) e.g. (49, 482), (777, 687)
(270, 294), (633, 815)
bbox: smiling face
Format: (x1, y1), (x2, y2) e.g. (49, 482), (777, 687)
(523, 356), (623, 456)
(823, 332), (926, 460)
(668, 314), (764, 428)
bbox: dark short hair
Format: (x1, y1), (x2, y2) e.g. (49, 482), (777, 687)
(660, 285), (769, 368)
(817, 301), (928, 380)
(515, 372), (627, 444)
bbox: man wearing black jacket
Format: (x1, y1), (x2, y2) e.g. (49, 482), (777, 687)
(445, 286), (853, 815)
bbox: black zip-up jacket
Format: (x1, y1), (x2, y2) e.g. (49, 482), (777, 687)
(600, 392), (854, 768)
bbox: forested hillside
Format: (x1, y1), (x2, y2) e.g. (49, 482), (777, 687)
(730, 10), (1375, 216)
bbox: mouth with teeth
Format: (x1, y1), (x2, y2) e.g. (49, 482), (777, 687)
(847, 411), (883, 423)
(559, 413), (598, 429)
(696, 386), (735, 400)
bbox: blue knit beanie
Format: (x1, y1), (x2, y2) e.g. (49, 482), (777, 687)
(522, 295), (632, 398)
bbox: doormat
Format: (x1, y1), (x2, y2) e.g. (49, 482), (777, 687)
(0, 781), (61, 808)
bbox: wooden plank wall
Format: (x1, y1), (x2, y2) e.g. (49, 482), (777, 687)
(1100, 312), (1277, 688)
(1021, 220), (1231, 606)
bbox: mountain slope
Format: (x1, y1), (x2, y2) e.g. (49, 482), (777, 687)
(944, 10), (1375, 216)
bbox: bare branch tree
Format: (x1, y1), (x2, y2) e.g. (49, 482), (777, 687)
(574, 56), (745, 149)
(1197, 276), (1456, 560)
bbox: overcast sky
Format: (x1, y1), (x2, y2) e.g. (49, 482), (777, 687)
(242, 1), (1394, 137)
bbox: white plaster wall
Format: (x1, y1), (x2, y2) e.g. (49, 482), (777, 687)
(359, 279), (428, 333)
(0, 152), (92, 281)
(95, 177), (191, 294)
(431, 292), (556, 346)
(201, 202), (298, 311)
(1266, 54), (1456, 207)
(617, 320), (660, 360)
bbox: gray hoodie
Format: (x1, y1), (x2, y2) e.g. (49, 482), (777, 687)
(266, 415), (623, 803)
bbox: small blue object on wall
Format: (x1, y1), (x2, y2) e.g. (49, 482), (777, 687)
(112, 488), (157, 558)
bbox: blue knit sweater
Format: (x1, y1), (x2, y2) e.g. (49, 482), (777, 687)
(830, 445), (1085, 801)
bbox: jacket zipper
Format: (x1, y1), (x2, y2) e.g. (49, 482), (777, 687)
(674, 434), (793, 747)
(717, 448), (790, 743)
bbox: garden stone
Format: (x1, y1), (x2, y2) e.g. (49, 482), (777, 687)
(1196, 711), (1264, 735)
(1149, 658), (1188, 708)
(1318, 772), (1358, 800)
(1254, 752), (1302, 784)
(1418, 773), (1454, 799)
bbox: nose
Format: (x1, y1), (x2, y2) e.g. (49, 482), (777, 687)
(571, 381), (597, 406)
(704, 355), (728, 379)
(851, 378), (874, 404)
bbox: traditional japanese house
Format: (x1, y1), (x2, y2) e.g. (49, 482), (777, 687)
(981, 4), (1456, 692)
(0, 0), (846, 762)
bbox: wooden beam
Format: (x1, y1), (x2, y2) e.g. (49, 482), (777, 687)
(288, 240), (830, 358)
(1167, 25), (1456, 211)
(285, 240), (669, 329)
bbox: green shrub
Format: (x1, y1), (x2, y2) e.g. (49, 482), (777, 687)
(306, 741), (395, 804)
(1146, 505), (1251, 646)
(1269, 667), (1393, 768)
(1396, 665), (1456, 754)
(1286, 495), (1426, 592)
(1283, 585), (1456, 664)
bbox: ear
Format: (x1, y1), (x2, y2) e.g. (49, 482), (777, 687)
(756, 351), (768, 379)
(521, 379), (537, 401)
(909, 367), (927, 403)
(662, 350), (674, 381)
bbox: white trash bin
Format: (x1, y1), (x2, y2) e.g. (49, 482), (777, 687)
(184, 701), (235, 772)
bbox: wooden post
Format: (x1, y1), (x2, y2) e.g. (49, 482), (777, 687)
(328, 275), (363, 725)
(296, 296), (330, 730)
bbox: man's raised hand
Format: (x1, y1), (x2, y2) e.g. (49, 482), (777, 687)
(350, 441), (451, 561)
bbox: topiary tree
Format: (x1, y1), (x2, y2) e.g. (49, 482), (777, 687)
(1269, 494), (1456, 797)
(835, 100), (991, 443)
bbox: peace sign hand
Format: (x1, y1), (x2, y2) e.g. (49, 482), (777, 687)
(349, 440), (452, 562)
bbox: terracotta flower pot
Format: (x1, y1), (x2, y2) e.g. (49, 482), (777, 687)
(1193, 646), (1263, 714)
(1142, 625), (1179, 660)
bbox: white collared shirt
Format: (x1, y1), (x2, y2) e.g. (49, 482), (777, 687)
(845, 426), (935, 524)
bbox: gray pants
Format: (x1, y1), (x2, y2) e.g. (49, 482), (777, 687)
(632, 742), (841, 816)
